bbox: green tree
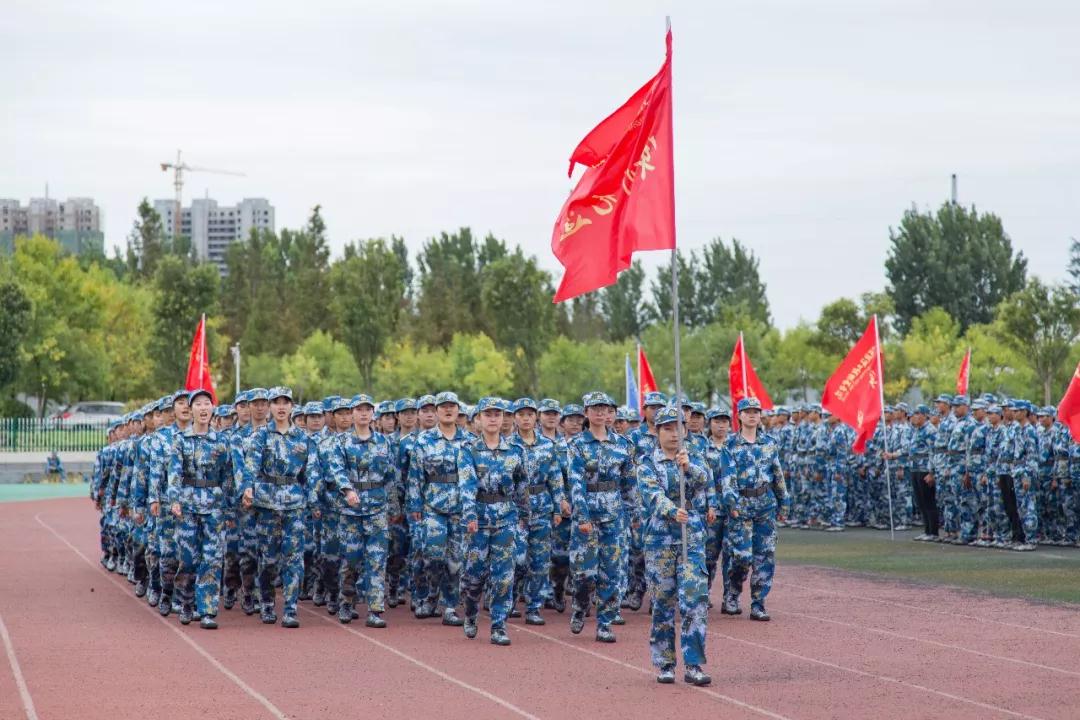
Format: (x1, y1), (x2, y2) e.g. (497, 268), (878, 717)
(763, 323), (835, 402)
(600, 260), (650, 341)
(330, 238), (408, 388)
(899, 307), (962, 398)
(567, 293), (606, 342)
(1067, 238), (1080, 296)
(280, 331), (363, 400)
(536, 336), (628, 402)
(963, 322), (1037, 399)
(696, 237), (772, 327)
(374, 340), (452, 398)
(650, 250), (704, 327)
(125, 198), (168, 279)
(0, 280), (32, 391)
(149, 256), (220, 388)
(885, 202), (1027, 333)
(414, 228), (485, 346)
(996, 279), (1080, 404)
(447, 333), (514, 399)
(285, 206), (332, 337)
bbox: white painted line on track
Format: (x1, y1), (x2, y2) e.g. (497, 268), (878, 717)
(0, 610), (39, 720)
(708, 629), (1048, 720)
(512, 624), (796, 720)
(785, 580), (1080, 640)
(34, 513), (290, 720)
(301, 607), (541, 720)
(777, 607), (1080, 678)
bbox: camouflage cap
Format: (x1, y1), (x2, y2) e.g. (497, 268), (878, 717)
(290, 406), (302, 418)
(971, 399), (987, 411)
(302, 402), (324, 416)
(234, 390), (251, 405)
(267, 386), (293, 402)
(774, 405), (791, 416)
(561, 403), (585, 418)
(653, 406), (682, 427)
(351, 394), (376, 409)
(934, 394), (953, 405)
(375, 400), (396, 416)
(737, 397), (762, 412)
(642, 391), (667, 408)
(626, 407), (642, 422)
(951, 394), (970, 406)
(582, 391), (616, 408)
(538, 398), (561, 413)
(707, 405), (732, 420)
(913, 404), (931, 415)
(895, 402), (911, 414)
(615, 406), (631, 421)
(187, 388), (214, 405)
(220, 404), (236, 417)
(987, 404), (1003, 416)
(396, 398), (417, 412)
(475, 397), (505, 414)
(417, 394), (437, 408)
(513, 397), (538, 413)
(249, 388), (269, 402)
(434, 391), (460, 408)
(689, 401), (707, 416)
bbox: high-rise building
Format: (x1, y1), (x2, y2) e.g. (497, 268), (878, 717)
(153, 197), (274, 275)
(0, 196), (104, 255)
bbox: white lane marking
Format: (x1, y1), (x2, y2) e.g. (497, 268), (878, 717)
(708, 629), (1048, 720)
(784, 580), (1080, 641)
(512, 624), (796, 720)
(778, 607), (1080, 678)
(34, 513), (290, 720)
(0, 610), (39, 720)
(301, 607), (541, 720)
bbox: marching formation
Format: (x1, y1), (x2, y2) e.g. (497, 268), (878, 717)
(770, 394), (1080, 551)
(91, 387), (788, 686)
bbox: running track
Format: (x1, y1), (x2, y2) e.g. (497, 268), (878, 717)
(2, 498), (1078, 720)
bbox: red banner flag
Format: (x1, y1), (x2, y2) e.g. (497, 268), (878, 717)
(638, 345), (658, 401)
(729, 333), (773, 430)
(956, 347), (971, 396)
(822, 316), (884, 454)
(184, 314), (217, 404)
(1057, 361), (1080, 442)
(551, 30), (675, 303)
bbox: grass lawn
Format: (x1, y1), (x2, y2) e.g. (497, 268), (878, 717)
(778, 527), (1080, 604)
(0, 482), (92, 503)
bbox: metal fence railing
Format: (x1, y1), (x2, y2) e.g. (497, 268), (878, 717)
(0, 418), (109, 452)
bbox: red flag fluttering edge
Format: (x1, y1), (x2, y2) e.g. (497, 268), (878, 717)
(729, 332), (773, 430)
(956, 346), (971, 396)
(822, 316), (884, 454)
(638, 344), (658, 400)
(1057, 361), (1080, 442)
(550, 30), (675, 303)
(184, 314), (217, 403)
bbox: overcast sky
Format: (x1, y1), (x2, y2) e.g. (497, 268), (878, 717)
(5, 0), (1077, 328)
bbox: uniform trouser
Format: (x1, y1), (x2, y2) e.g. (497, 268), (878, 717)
(302, 509), (318, 595)
(646, 541), (708, 671)
(98, 512), (109, 555)
(386, 518), (408, 597)
(338, 513), (389, 612)
(129, 513), (150, 586)
(704, 515), (729, 597)
(827, 470), (847, 528)
(522, 514), (554, 611)
(626, 520), (647, 603)
(549, 515), (572, 603)
(910, 471), (936, 536)
(407, 518), (429, 603)
(176, 510), (225, 616)
(789, 466), (805, 523)
(1013, 475), (1038, 544)
(1062, 479), (1080, 543)
(570, 518), (623, 628)
(422, 511), (462, 610)
(222, 509), (241, 594)
(937, 470), (958, 535)
(973, 475), (993, 538)
(321, 511), (342, 604)
(957, 474), (979, 542)
(238, 508), (259, 598)
(462, 523), (516, 630)
(143, 515), (161, 593)
(1037, 471), (1057, 541)
(510, 523), (528, 606)
(157, 514), (179, 601)
(891, 468), (913, 525)
(997, 475), (1023, 542)
(254, 507), (305, 616)
(726, 509), (777, 612)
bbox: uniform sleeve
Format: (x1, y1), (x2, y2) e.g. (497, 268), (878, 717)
(215, 439), (234, 501)
(692, 461), (712, 518)
(406, 442), (424, 516)
(384, 443), (402, 518)
(165, 439), (183, 507)
(720, 447), (738, 509)
(90, 453), (103, 502)
(637, 459), (676, 521)
(513, 449), (529, 523)
(230, 435), (249, 496)
(242, 430), (265, 497)
(543, 447), (565, 509)
(770, 443), (787, 499)
(568, 442), (590, 525)
(701, 460), (718, 513)
(618, 444), (640, 524)
(116, 447), (133, 509)
(457, 445), (478, 528)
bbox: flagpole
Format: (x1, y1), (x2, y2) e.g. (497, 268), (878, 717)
(664, 14), (687, 563)
(636, 343), (642, 414)
(740, 331), (749, 400)
(199, 314), (206, 392)
(873, 314), (896, 541)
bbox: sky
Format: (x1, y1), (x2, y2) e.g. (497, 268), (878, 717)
(4, 0), (1078, 329)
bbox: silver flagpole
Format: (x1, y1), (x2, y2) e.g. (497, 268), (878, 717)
(873, 314), (895, 541)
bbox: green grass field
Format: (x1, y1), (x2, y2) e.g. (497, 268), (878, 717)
(0, 482), (91, 503)
(778, 527), (1080, 604)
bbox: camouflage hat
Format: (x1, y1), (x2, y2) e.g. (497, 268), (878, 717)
(808, 403), (823, 414)
(290, 406), (302, 418)
(653, 406), (682, 427)
(987, 404), (1003, 416)
(319, 396), (338, 412)
(218, 404), (236, 417)
(302, 402), (323, 416)
(475, 397), (505, 414)
(934, 394), (953, 405)
(627, 407), (641, 422)
(434, 391), (460, 408)
(689, 401), (707, 416)
(267, 386), (293, 402)
(971, 399), (987, 410)
(417, 394), (437, 409)
(375, 400), (396, 417)
(249, 388), (269, 402)
(737, 397), (762, 412)
(187, 388), (214, 405)
(1035, 405), (1052, 417)
(561, 403), (585, 419)
(642, 391), (668, 408)
(895, 402), (911, 414)
(513, 397), (538, 413)
(774, 405), (791, 416)
(615, 406), (631, 421)
(884, 405), (895, 414)
(582, 391), (616, 408)
(951, 394), (970, 406)
(707, 405), (732, 420)
(234, 390), (251, 405)
(158, 394), (175, 411)
(396, 398), (417, 412)
(913, 404), (931, 416)
(677, 394), (693, 409)
(351, 394), (376, 409)
(538, 398), (561, 414)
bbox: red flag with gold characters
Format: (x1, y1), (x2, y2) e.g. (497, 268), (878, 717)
(956, 347), (971, 396)
(1057, 361), (1080, 442)
(184, 314), (217, 404)
(638, 344), (658, 400)
(551, 30), (675, 303)
(729, 334), (773, 430)
(822, 316), (884, 454)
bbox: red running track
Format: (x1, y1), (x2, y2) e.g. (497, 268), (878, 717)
(2, 498), (1078, 720)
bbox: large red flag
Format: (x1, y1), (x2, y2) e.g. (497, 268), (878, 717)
(551, 30), (675, 303)
(1057, 361), (1080, 442)
(184, 314), (217, 403)
(638, 345), (658, 400)
(822, 316), (884, 454)
(729, 333), (773, 430)
(956, 347), (971, 396)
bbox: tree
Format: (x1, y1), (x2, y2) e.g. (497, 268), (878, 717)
(899, 307), (962, 398)
(963, 321), (1037, 400)
(600, 260), (650, 341)
(696, 237), (772, 327)
(812, 292), (894, 355)
(650, 250), (703, 327)
(414, 228), (485, 346)
(996, 279), (1080, 404)
(280, 331), (363, 401)
(374, 340), (452, 398)
(885, 202), (1027, 333)
(330, 238), (408, 388)
(125, 198), (167, 279)
(536, 336), (628, 402)
(222, 228), (300, 356)
(447, 333), (514, 399)
(763, 323), (834, 403)
(149, 256), (220, 388)
(0, 281), (31, 391)
(285, 206), (332, 337)
(567, 293), (606, 342)
(1068, 238), (1080, 296)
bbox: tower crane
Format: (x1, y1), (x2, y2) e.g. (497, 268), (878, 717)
(159, 150), (245, 241)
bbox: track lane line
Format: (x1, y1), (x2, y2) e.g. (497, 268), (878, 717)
(706, 628), (1047, 720)
(0, 610), (39, 720)
(34, 512), (290, 720)
(511, 624), (796, 720)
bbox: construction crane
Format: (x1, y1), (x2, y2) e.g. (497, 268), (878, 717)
(159, 150), (245, 242)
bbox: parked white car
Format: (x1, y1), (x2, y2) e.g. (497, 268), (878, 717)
(52, 401), (126, 425)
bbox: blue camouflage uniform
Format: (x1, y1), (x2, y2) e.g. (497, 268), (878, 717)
(825, 420), (855, 529)
(703, 407), (731, 596)
(548, 400), (577, 610)
(624, 391), (667, 609)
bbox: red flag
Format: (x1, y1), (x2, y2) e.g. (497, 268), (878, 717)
(729, 333), (773, 430)
(551, 30), (675, 303)
(1057, 361), (1080, 442)
(638, 345), (658, 400)
(956, 347), (971, 396)
(822, 316), (884, 454)
(184, 314), (217, 403)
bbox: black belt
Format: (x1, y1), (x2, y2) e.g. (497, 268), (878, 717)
(261, 475), (296, 486)
(182, 478), (222, 489)
(476, 491), (509, 504)
(429, 472), (458, 484)
(354, 481), (385, 491)
(586, 480), (618, 493)
(739, 486), (769, 498)
(528, 483), (549, 494)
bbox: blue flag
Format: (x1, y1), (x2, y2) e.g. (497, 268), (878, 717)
(625, 354), (639, 412)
